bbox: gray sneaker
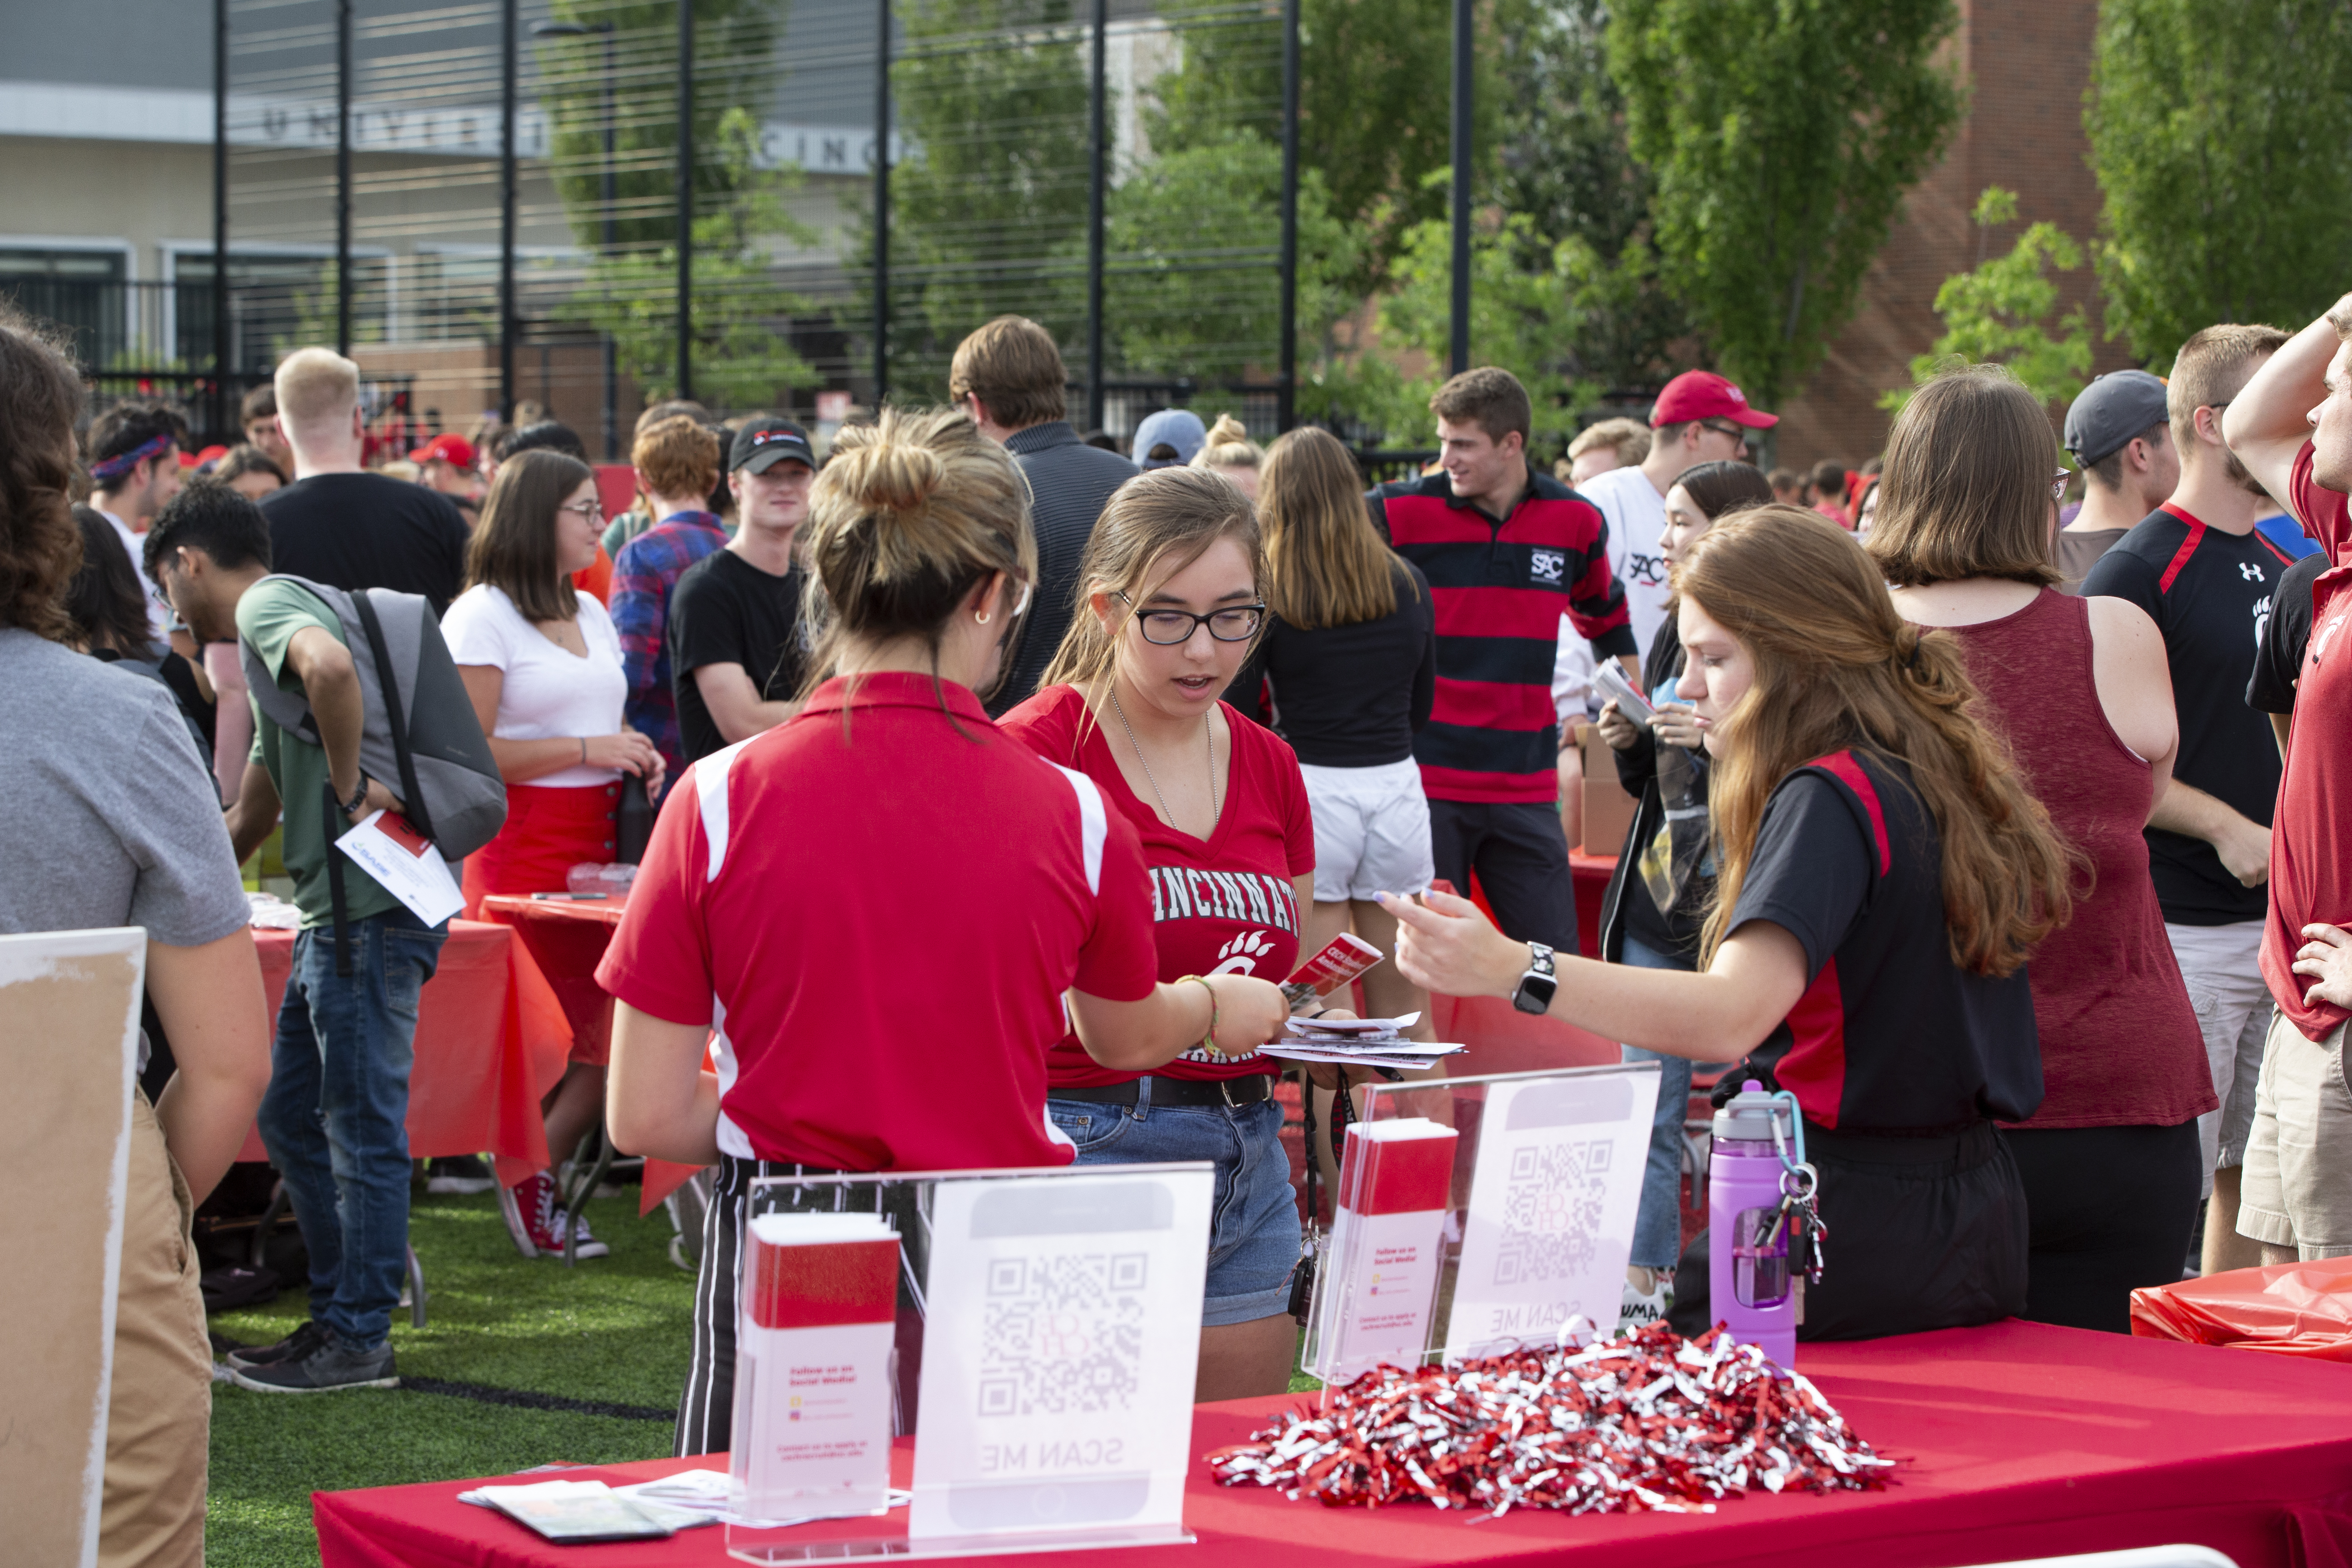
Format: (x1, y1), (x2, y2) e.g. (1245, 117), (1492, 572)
(224, 1319), (329, 1372)
(229, 1334), (398, 1394)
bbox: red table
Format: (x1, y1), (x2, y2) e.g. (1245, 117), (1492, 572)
(311, 1320), (2352, 1568)
(478, 894), (703, 1211)
(240, 919), (574, 1186)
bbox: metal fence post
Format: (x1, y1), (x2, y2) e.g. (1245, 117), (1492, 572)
(213, 0), (230, 435)
(676, 0), (695, 402)
(1447, 0), (1471, 377)
(873, 0), (891, 410)
(337, 0), (353, 357)
(1086, 0), (1107, 431)
(1277, 0), (1300, 434)
(500, 0), (518, 421)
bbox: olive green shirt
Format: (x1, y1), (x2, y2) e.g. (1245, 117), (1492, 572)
(239, 578), (402, 930)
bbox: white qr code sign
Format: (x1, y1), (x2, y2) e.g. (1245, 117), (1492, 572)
(909, 1167), (1210, 1551)
(1445, 1068), (1657, 1363)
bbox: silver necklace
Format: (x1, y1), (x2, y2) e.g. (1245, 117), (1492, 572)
(1108, 688), (1219, 831)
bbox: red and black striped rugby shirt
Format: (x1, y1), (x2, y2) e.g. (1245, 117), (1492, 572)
(1371, 467), (1636, 803)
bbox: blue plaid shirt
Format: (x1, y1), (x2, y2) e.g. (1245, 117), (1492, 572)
(611, 510), (727, 785)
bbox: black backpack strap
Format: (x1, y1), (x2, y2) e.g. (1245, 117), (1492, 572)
(324, 781), (353, 977)
(351, 588), (434, 842)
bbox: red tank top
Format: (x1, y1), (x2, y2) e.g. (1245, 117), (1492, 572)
(1946, 589), (2215, 1129)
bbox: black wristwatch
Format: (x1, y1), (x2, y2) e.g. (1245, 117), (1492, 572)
(1512, 941), (1558, 1015)
(339, 769), (372, 817)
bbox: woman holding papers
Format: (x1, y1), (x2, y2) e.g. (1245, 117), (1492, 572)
(1000, 467), (1319, 1401)
(443, 448), (662, 1260)
(1387, 505), (2078, 1342)
(597, 409), (1288, 1455)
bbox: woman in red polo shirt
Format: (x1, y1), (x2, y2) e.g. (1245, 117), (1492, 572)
(1000, 467), (1317, 1401)
(598, 409), (1288, 1455)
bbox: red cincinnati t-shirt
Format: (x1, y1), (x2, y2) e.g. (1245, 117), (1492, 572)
(1000, 684), (1316, 1086)
(595, 672), (1160, 1169)
(2262, 442), (2352, 1040)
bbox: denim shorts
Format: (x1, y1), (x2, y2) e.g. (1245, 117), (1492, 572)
(1046, 1082), (1303, 1327)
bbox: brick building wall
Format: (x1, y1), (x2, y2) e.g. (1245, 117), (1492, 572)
(1769, 0), (2135, 472)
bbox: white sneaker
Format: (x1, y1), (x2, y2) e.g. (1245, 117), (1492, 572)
(1618, 1271), (1671, 1334)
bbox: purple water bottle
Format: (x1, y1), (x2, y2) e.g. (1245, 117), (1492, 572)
(1707, 1080), (1797, 1370)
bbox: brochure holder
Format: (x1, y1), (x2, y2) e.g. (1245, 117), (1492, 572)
(728, 1161), (1213, 1563)
(1298, 1063), (1661, 1395)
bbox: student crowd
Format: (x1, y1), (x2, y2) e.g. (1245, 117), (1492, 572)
(8, 289), (2352, 1568)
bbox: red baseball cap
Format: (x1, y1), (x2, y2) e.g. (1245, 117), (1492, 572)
(409, 432), (476, 468)
(1650, 370), (1778, 429)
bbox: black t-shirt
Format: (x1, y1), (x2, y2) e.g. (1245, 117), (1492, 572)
(1732, 751), (2043, 1132)
(261, 473), (470, 617)
(1237, 559), (1435, 767)
(667, 547), (808, 763)
(2080, 503), (2296, 924)
(2249, 549), (2329, 715)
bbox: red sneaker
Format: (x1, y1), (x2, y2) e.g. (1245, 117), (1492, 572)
(504, 1170), (610, 1259)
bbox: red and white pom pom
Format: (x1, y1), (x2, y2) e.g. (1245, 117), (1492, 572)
(1204, 1322), (1897, 1517)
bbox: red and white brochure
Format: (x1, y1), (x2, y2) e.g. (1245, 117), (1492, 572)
(1283, 932), (1383, 1005)
(1310, 1118), (1458, 1384)
(732, 1213), (900, 1522)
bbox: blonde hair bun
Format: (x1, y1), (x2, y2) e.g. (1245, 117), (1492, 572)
(827, 435), (946, 516)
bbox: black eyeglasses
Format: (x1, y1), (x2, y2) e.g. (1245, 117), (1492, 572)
(1700, 419), (1752, 445)
(1117, 593), (1266, 645)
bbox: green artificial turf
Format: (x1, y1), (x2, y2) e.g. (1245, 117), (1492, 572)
(205, 1187), (695, 1568)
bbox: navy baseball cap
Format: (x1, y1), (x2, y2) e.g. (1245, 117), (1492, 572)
(731, 417), (816, 474)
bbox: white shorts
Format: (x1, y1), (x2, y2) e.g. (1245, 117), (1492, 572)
(1299, 759), (1434, 904)
(2166, 920), (2271, 1185)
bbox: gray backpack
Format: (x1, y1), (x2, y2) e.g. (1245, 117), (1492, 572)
(241, 574), (507, 858)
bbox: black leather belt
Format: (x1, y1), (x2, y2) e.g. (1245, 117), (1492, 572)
(1051, 1073), (1276, 1109)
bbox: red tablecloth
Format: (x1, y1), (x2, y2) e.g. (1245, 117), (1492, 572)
(478, 895), (702, 1212)
(311, 1320), (2352, 1568)
(240, 920), (573, 1186)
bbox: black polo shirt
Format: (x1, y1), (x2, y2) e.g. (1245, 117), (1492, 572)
(1733, 750), (2043, 1132)
(2081, 502), (2298, 925)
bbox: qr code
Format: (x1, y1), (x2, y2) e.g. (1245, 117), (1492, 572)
(975, 1252), (1147, 1418)
(1489, 1138), (1610, 1286)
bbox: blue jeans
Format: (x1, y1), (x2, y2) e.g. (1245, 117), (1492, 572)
(1619, 933), (1707, 1272)
(258, 911), (445, 1349)
(1045, 1085), (1302, 1326)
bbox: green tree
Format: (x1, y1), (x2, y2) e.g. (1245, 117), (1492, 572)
(1102, 129), (1364, 390)
(1490, 0), (1688, 395)
(870, 0), (1094, 395)
(1881, 188), (2091, 416)
(1149, 0), (1480, 299)
(537, 0), (816, 407)
(1608, 0), (1967, 409)
(2087, 0), (2352, 364)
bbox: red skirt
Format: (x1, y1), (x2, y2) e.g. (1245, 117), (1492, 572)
(464, 783), (622, 1065)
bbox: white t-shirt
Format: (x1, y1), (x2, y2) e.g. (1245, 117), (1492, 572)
(1574, 465), (1674, 659)
(440, 584), (627, 788)
(98, 508), (175, 645)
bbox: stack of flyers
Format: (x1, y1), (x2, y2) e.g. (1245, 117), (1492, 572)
(1260, 1012), (1467, 1073)
(459, 1479), (695, 1541)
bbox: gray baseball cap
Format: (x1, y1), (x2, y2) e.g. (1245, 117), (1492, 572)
(2063, 370), (2171, 467)
(1132, 408), (1205, 470)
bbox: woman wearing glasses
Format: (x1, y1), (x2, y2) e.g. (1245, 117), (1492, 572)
(1001, 466), (1316, 1401)
(1867, 365), (2211, 1335)
(443, 450), (664, 1255)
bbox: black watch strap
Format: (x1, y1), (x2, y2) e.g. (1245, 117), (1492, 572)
(339, 769), (372, 817)
(1512, 941), (1558, 1015)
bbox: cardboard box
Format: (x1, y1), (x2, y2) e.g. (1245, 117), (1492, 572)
(1578, 722), (1639, 858)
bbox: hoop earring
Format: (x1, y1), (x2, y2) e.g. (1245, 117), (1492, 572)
(975, 609), (992, 625)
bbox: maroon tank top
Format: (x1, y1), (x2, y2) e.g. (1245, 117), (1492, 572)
(1945, 589), (2214, 1129)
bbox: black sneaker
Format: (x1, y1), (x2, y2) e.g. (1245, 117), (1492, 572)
(229, 1335), (398, 1394)
(224, 1319), (329, 1372)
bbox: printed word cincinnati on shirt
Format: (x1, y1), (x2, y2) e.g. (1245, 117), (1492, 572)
(1147, 867), (1302, 945)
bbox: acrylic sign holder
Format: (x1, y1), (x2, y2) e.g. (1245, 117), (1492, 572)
(1298, 1063), (1661, 1400)
(726, 1161), (1214, 1563)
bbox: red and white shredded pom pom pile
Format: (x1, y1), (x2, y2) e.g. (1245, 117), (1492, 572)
(1205, 1323), (1897, 1516)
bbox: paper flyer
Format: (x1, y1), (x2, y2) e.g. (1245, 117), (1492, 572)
(1311, 1118), (1457, 1384)
(1444, 1068), (1657, 1362)
(908, 1170), (1211, 1550)
(333, 810), (463, 927)
(730, 1212), (901, 1522)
